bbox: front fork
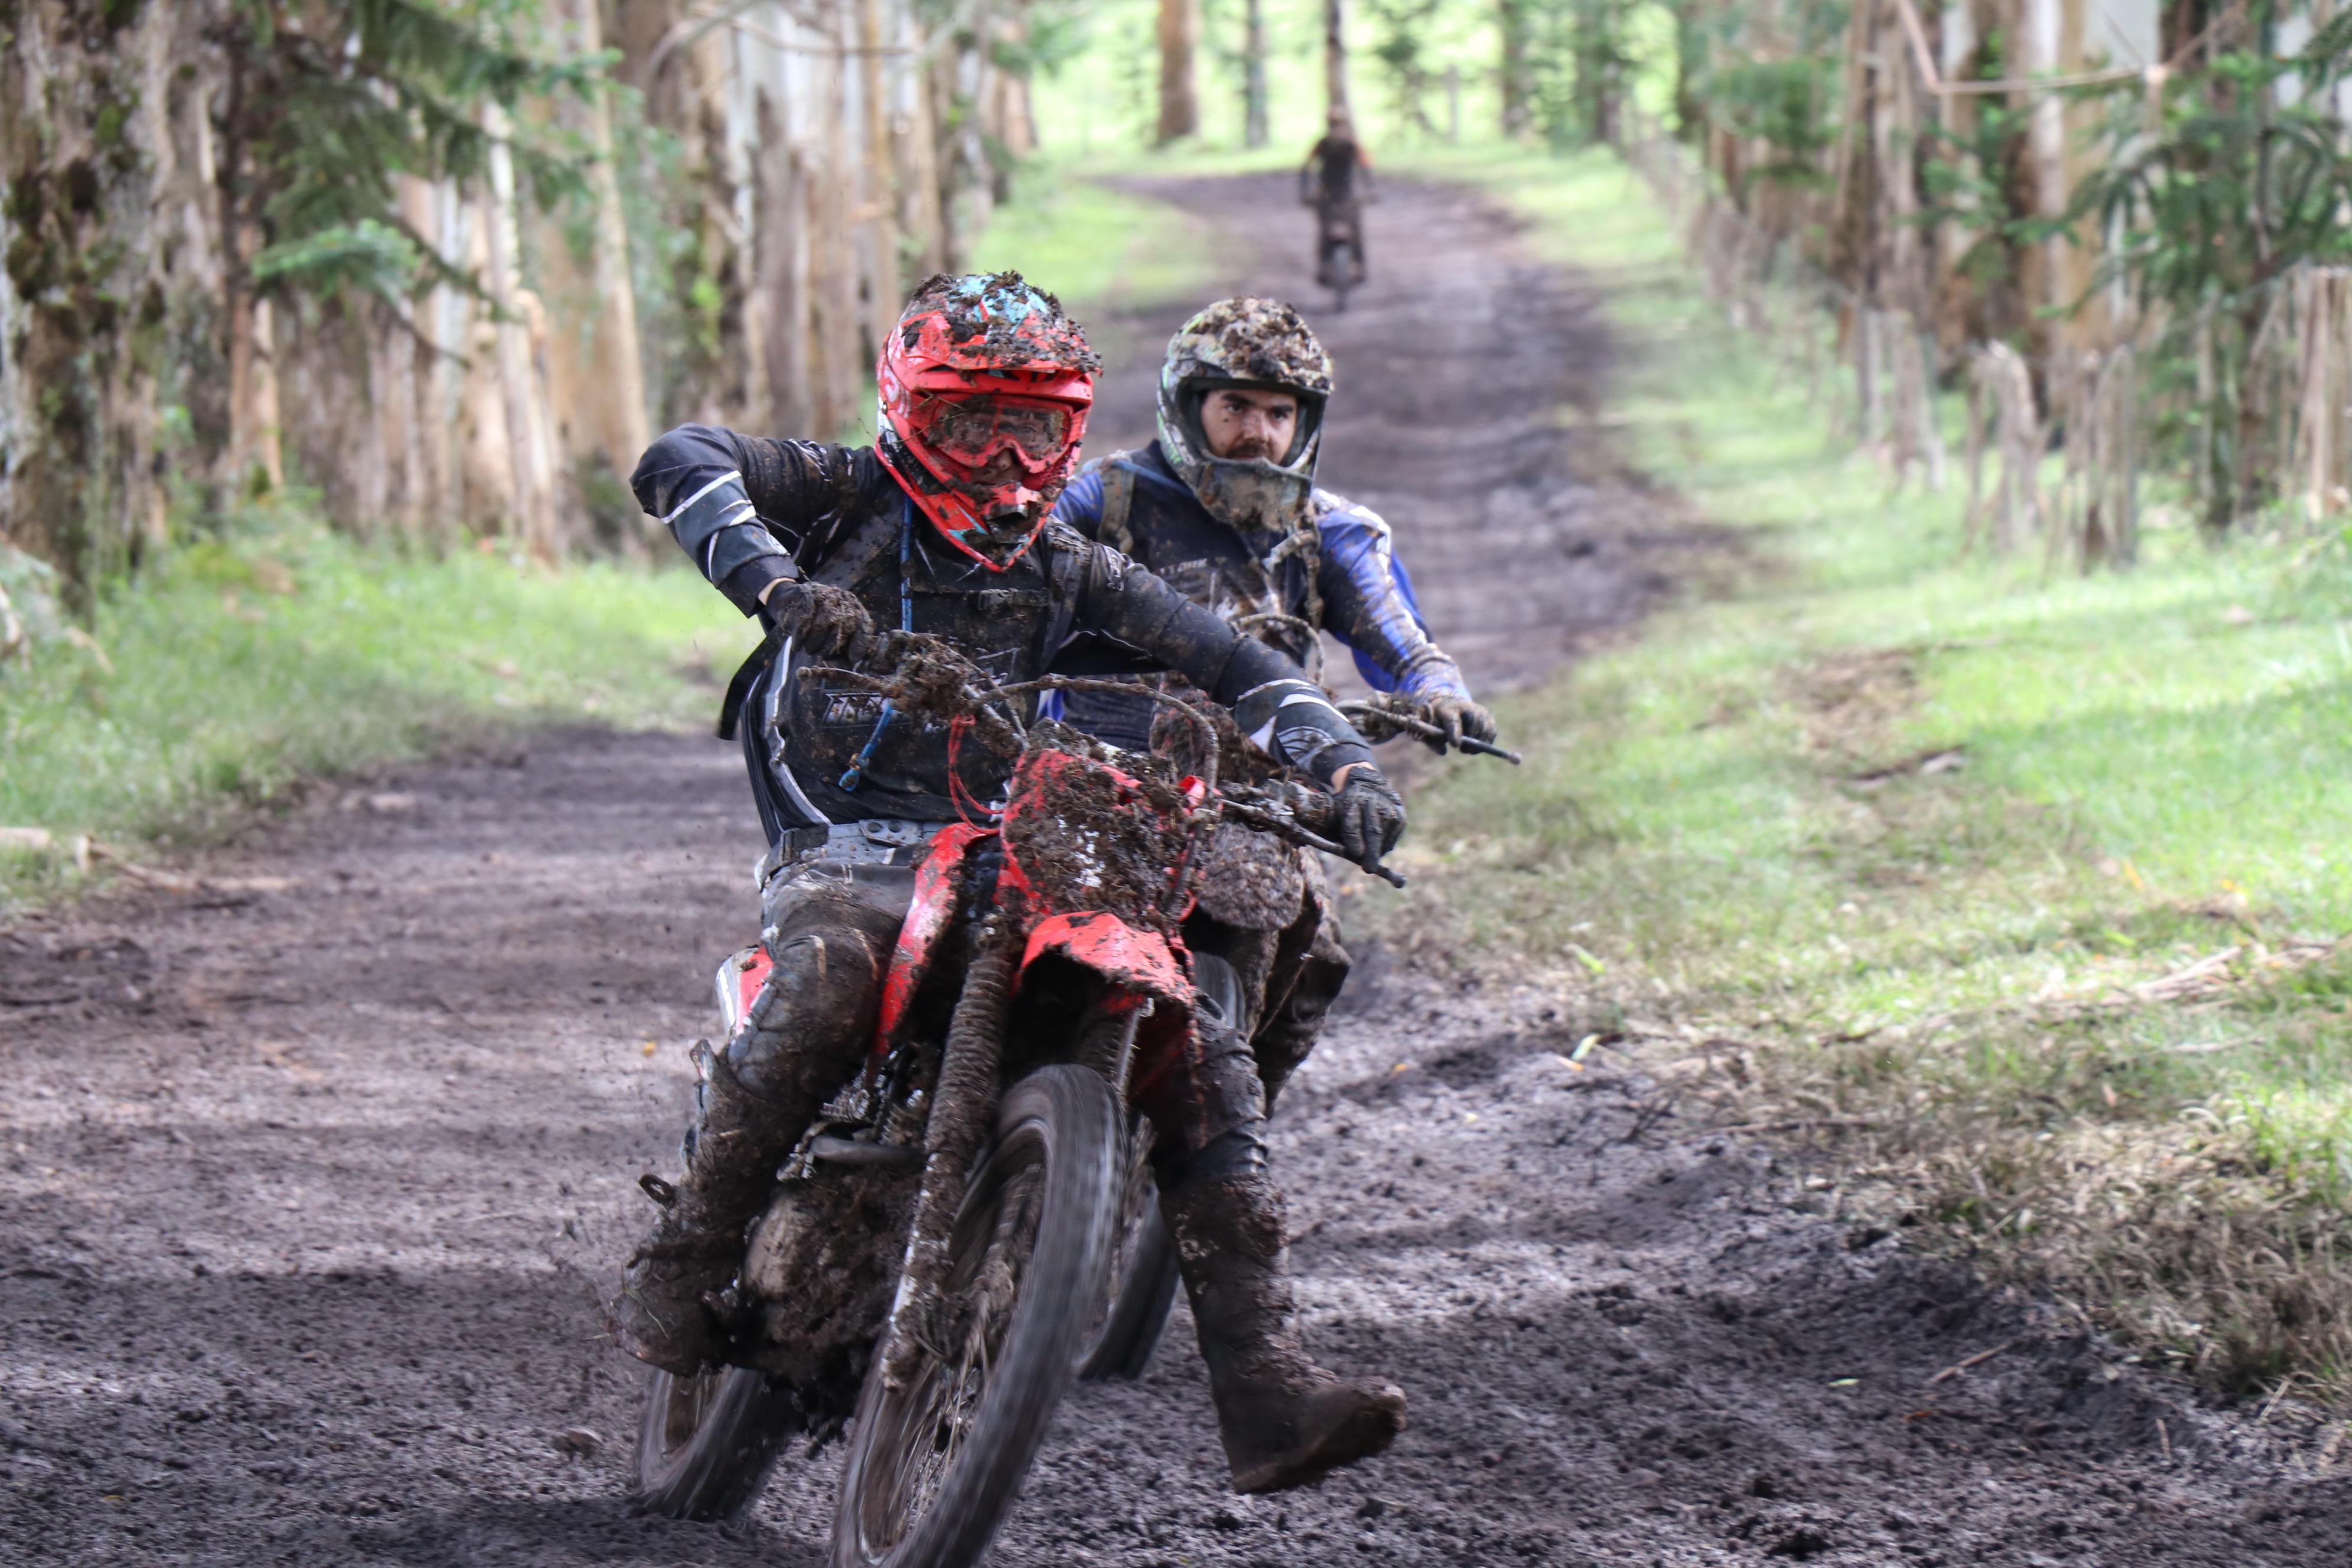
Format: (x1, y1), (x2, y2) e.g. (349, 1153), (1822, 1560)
(873, 910), (1164, 1391)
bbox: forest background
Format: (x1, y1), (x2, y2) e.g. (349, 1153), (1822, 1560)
(12, 0), (2352, 1409)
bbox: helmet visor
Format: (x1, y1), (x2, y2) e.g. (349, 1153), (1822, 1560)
(910, 393), (1076, 472)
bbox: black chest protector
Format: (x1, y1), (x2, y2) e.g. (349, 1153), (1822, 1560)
(1089, 449), (1320, 669)
(765, 496), (1085, 825)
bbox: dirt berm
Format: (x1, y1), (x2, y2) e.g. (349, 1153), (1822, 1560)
(4, 175), (2347, 1565)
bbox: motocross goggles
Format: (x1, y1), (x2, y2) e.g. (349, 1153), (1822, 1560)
(909, 392), (1079, 475)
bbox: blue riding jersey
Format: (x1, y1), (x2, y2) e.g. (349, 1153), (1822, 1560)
(1049, 442), (1469, 749)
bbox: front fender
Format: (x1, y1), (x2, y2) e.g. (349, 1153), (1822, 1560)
(1020, 910), (1190, 1005)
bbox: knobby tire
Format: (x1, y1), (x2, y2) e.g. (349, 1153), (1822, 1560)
(831, 1063), (1122, 1568)
(1073, 1116), (1181, 1382)
(629, 1364), (801, 1521)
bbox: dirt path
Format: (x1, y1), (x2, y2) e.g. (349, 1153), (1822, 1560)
(1083, 170), (1713, 698)
(5, 179), (2348, 1567)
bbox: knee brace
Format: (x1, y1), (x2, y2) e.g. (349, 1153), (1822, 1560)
(726, 890), (903, 1101)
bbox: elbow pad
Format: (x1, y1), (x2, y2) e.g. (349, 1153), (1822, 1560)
(665, 471), (789, 596)
(1231, 678), (1374, 785)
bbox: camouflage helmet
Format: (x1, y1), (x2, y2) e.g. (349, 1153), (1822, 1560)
(1155, 297), (1334, 541)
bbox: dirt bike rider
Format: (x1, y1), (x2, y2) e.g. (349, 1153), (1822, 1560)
(1302, 109), (1371, 289)
(616, 273), (1409, 1495)
(1049, 296), (1497, 1098)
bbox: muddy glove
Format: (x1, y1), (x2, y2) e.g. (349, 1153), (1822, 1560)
(1417, 695), (1498, 754)
(760, 580), (874, 662)
(1332, 767), (1406, 867)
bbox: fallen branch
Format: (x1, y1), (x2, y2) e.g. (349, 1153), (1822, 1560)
(86, 839), (294, 896)
(1927, 1340), (2019, 1385)
(1678, 1116), (1877, 1142)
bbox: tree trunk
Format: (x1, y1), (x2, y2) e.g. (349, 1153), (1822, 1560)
(1158, 0), (1199, 145)
(1244, 0), (1270, 149)
(858, 0), (904, 339)
(1573, 0), (1618, 146)
(221, 43), (283, 501)
(0, 2), (197, 597)
(572, 0), (652, 489)
(812, 30), (863, 442)
(1325, 0), (1353, 128)
(1670, 0), (1705, 140)
(1497, 0), (1532, 140)
(483, 106), (562, 558)
(2020, 0), (2069, 367)
(899, 31), (947, 278)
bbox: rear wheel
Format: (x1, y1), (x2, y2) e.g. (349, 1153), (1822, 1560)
(1073, 1115), (1180, 1381)
(831, 1063), (1122, 1568)
(630, 1364), (801, 1521)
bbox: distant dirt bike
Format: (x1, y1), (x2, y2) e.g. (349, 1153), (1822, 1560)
(1313, 200), (1367, 313)
(1317, 234), (1358, 313)
(627, 633), (1410, 1568)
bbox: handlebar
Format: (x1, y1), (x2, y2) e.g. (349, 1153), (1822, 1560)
(1337, 698), (1523, 764)
(803, 632), (1413, 887)
(1218, 781), (1409, 888)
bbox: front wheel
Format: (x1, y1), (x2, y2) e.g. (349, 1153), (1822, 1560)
(630, 1365), (801, 1520)
(832, 1064), (1122, 1568)
(1326, 241), (1354, 313)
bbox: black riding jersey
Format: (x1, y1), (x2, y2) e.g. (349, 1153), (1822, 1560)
(1308, 133), (1364, 207)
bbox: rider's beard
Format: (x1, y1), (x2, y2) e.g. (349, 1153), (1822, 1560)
(1214, 433), (1283, 463)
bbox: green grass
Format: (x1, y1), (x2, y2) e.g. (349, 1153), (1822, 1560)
(1367, 145), (2352, 1400)
(0, 513), (758, 907)
(970, 165), (1220, 316)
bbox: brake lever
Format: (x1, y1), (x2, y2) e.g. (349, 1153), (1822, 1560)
(1221, 801), (1409, 888)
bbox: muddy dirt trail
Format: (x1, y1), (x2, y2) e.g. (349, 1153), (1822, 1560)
(5, 178), (2348, 1567)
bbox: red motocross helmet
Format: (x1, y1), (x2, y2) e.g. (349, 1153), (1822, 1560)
(875, 272), (1099, 570)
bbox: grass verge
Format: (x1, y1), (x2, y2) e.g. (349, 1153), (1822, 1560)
(1367, 145), (2352, 1404)
(0, 514), (757, 909)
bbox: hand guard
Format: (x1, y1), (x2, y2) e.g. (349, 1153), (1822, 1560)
(1417, 695), (1498, 754)
(762, 582), (874, 662)
(1333, 769), (1406, 866)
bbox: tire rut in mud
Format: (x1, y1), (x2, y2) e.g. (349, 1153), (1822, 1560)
(4, 177), (2347, 1567)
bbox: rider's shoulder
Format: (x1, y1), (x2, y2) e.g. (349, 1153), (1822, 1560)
(1309, 488), (1392, 538)
(1071, 446), (1139, 478)
(1039, 518), (1096, 556)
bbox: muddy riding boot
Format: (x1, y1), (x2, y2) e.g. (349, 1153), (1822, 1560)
(1162, 1172), (1406, 1493)
(613, 1048), (796, 1377)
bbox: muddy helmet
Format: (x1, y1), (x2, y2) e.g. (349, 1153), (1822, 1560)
(876, 272), (1100, 570)
(1155, 297), (1334, 542)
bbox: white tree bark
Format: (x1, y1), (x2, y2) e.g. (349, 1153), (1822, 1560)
(482, 104), (562, 557)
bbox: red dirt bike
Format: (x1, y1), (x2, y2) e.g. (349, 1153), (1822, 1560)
(627, 638), (1402, 1567)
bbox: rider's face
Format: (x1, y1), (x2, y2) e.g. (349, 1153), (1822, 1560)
(1199, 387), (1299, 463)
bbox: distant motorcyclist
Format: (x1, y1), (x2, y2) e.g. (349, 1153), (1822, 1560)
(1048, 293), (1494, 1112)
(1302, 109), (1372, 290)
(618, 272), (1407, 1495)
